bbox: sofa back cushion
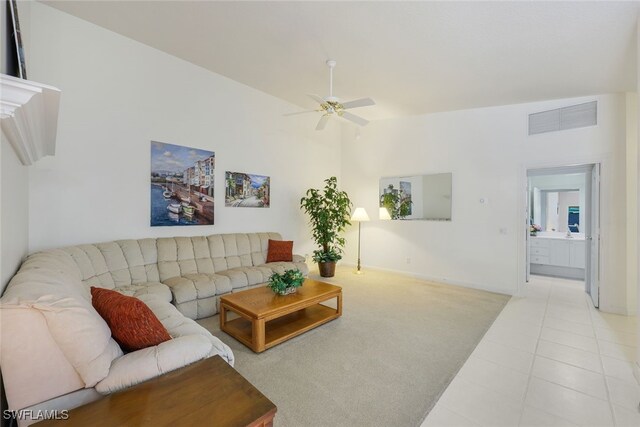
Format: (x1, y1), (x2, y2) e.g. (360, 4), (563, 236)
(156, 232), (281, 281)
(248, 232), (278, 265)
(49, 232), (281, 285)
(62, 239), (160, 288)
(157, 237), (200, 280)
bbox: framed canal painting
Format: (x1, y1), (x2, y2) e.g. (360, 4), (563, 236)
(225, 172), (270, 208)
(150, 141), (215, 226)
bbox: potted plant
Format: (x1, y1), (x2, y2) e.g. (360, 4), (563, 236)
(267, 269), (305, 295)
(300, 177), (352, 277)
(530, 224), (542, 236)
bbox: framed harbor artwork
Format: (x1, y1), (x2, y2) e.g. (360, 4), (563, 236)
(225, 172), (270, 208)
(150, 141), (215, 226)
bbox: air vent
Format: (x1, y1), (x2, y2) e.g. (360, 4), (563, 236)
(528, 101), (597, 136)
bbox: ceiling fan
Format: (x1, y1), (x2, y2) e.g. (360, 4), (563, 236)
(286, 60), (375, 130)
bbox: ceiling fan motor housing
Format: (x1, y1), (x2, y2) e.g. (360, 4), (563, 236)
(285, 59), (375, 130)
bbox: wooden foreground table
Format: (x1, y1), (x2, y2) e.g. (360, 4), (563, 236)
(35, 356), (276, 427)
(220, 279), (342, 353)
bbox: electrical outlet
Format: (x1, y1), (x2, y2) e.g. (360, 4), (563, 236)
(406, 257), (411, 264)
(304, 253), (309, 261)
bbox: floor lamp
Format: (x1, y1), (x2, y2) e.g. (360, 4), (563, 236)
(350, 207), (370, 274)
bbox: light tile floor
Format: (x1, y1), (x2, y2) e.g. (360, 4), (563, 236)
(421, 275), (640, 427)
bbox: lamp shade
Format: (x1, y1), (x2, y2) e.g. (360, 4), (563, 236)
(350, 207), (370, 222)
(379, 207), (392, 220)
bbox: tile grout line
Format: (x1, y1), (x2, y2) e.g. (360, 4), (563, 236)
(533, 350), (603, 374)
(586, 292), (618, 426)
(516, 279), (551, 426)
(435, 289), (543, 426)
(426, 276), (637, 427)
(516, 279), (601, 426)
(436, 362), (526, 424)
(431, 401), (482, 427)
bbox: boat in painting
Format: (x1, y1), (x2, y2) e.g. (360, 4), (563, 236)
(182, 205), (195, 217)
(167, 203), (181, 214)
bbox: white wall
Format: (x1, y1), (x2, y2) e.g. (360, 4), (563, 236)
(341, 94), (628, 312)
(635, 16), (640, 382)
(626, 93), (638, 317)
(0, 135), (29, 294)
(25, 3), (342, 257)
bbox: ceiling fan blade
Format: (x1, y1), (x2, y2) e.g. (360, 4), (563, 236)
(340, 111), (369, 127)
(283, 110), (318, 117)
(316, 115), (330, 131)
(307, 94), (326, 105)
(341, 97), (376, 110)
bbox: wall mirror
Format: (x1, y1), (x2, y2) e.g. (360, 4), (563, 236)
(379, 173), (452, 221)
(528, 172), (586, 234)
(532, 189), (581, 232)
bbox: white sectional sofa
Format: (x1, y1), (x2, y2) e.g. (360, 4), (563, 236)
(0, 232), (308, 425)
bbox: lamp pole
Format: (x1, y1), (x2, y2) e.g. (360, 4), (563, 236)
(350, 207), (369, 275)
(356, 221), (362, 273)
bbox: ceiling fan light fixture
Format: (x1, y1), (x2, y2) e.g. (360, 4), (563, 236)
(287, 60), (376, 130)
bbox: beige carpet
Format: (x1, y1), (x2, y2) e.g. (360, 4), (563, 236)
(198, 267), (509, 427)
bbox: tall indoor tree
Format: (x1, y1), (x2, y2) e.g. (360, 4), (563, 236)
(300, 177), (352, 277)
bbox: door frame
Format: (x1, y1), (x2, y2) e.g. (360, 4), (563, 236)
(517, 157), (608, 304)
(587, 163), (601, 307)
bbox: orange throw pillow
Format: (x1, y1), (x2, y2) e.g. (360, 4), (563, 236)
(266, 239), (294, 263)
(90, 287), (171, 352)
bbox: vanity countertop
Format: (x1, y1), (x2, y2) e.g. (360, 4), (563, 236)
(531, 232), (585, 241)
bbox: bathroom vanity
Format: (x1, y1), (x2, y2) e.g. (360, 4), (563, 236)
(529, 233), (586, 280)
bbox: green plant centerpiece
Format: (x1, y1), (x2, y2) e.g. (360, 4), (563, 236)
(300, 176), (352, 278)
(267, 269), (305, 295)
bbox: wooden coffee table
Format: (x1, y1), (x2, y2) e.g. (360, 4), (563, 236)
(220, 279), (342, 353)
(35, 356), (276, 427)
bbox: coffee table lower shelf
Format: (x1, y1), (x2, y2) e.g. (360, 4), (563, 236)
(222, 304), (339, 352)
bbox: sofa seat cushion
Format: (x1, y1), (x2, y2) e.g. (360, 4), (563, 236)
(162, 274), (232, 304)
(95, 335), (212, 394)
(91, 287), (172, 352)
(115, 282), (172, 302)
(136, 294), (234, 365)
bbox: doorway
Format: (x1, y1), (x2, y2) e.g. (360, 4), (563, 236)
(525, 164), (600, 308)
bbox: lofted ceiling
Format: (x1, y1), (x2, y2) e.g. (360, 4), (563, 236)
(41, 1), (639, 120)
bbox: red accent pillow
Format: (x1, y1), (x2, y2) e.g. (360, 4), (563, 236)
(90, 287), (171, 352)
(266, 239), (294, 263)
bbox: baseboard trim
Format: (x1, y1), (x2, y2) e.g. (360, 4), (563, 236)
(339, 262), (515, 296)
(530, 264), (585, 280)
(597, 302), (631, 316)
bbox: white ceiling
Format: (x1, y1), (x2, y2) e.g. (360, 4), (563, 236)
(42, 1), (639, 120)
